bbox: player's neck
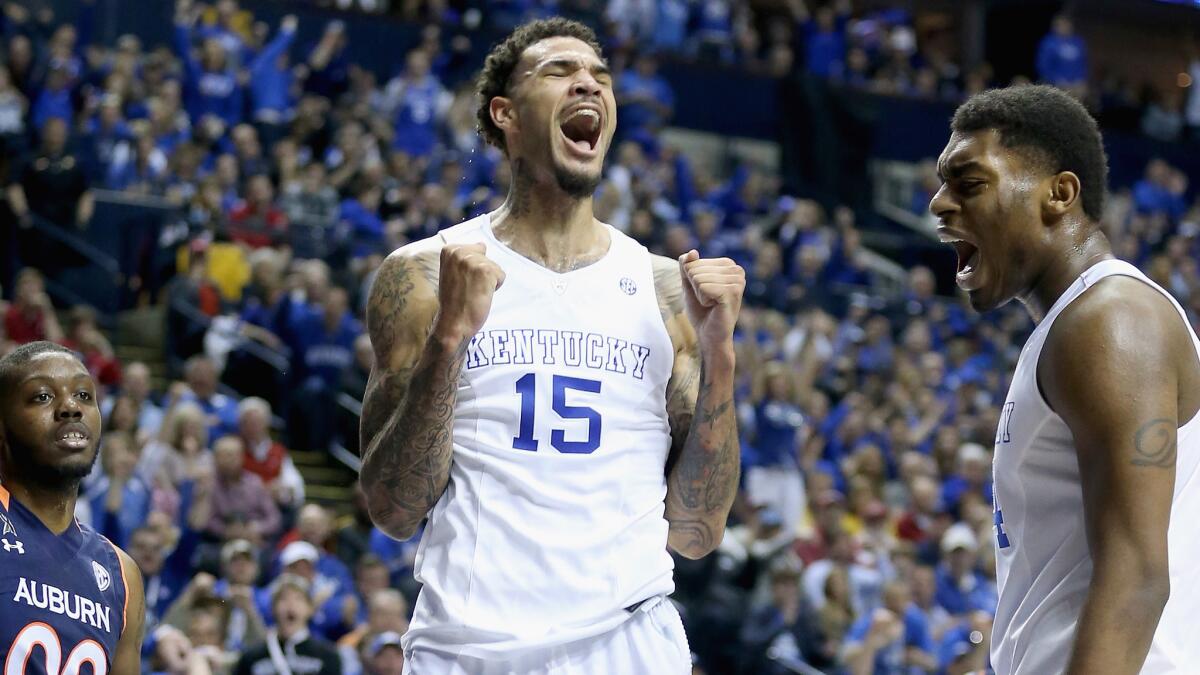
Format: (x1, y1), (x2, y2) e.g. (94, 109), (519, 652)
(490, 161), (607, 271)
(4, 479), (78, 535)
(1020, 228), (1113, 322)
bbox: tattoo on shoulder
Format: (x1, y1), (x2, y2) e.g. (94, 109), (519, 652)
(1132, 418), (1176, 469)
(367, 256), (417, 355)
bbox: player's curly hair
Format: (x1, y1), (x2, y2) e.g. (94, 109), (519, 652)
(952, 84), (1108, 221)
(475, 17), (603, 155)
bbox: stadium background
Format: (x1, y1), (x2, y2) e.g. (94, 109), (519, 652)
(1, 0), (1198, 672)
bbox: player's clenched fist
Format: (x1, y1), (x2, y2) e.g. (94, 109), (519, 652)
(678, 249), (746, 349)
(433, 243), (506, 345)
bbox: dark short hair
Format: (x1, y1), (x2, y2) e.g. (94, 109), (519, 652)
(475, 17), (603, 154)
(0, 341), (77, 396)
(952, 85), (1108, 221)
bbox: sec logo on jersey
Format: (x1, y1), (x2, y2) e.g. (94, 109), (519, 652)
(92, 560), (111, 592)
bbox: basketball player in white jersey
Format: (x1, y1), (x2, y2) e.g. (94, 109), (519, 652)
(359, 18), (744, 673)
(930, 84), (1200, 674)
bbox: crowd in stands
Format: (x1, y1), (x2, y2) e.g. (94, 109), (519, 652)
(2, 0), (1200, 674)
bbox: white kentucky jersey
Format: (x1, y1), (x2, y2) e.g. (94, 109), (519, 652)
(403, 214), (677, 659)
(991, 259), (1200, 674)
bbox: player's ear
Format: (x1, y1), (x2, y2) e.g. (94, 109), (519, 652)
(1045, 170), (1081, 219)
(490, 96), (517, 136)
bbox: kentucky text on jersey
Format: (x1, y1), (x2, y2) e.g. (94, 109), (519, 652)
(465, 328), (653, 380)
(12, 577), (112, 633)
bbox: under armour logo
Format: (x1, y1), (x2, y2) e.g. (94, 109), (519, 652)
(2, 538), (24, 554)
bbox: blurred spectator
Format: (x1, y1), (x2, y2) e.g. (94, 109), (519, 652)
(269, 539), (357, 642)
(104, 361), (165, 436)
(1036, 15), (1088, 92)
(338, 583), (409, 674)
(88, 432), (152, 549)
(747, 362), (807, 538)
(1141, 89), (1186, 143)
(233, 574), (342, 674)
(183, 354), (241, 439)
(140, 400), (213, 492)
(841, 579), (937, 674)
(6, 117), (93, 230)
(796, 0), (851, 79)
(4, 268), (64, 344)
(616, 53), (675, 139)
(934, 523), (996, 618)
(174, 0), (244, 128)
(359, 630), (405, 675)
(305, 20), (351, 101)
(238, 397), (306, 512)
(382, 48), (450, 158)
(281, 162), (341, 260)
(248, 15), (299, 147)
(208, 434), (283, 544)
(740, 556), (828, 674)
(106, 123), (170, 194)
(228, 173), (288, 248)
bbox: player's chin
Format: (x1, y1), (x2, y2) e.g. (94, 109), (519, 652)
(965, 285), (1012, 314)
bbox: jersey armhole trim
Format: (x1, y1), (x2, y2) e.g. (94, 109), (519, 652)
(105, 537), (129, 638)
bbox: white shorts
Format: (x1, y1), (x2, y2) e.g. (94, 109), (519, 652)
(403, 598), (692, 675)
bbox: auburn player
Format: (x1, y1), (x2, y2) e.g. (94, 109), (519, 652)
(0, 341), (145, 673)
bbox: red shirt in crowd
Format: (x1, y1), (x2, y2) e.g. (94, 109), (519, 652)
(5, 305), (49, 344)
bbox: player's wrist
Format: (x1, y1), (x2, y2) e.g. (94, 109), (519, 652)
(698, 341), (736, 371)
(428, 321), (471, 356)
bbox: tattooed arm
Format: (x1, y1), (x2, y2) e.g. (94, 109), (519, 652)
(359, 246), (446, 540)
(1039, 277), (1198, 675)
(654, 253), (745, 559)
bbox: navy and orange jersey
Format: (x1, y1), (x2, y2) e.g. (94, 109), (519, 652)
(0, 483), (128, 674)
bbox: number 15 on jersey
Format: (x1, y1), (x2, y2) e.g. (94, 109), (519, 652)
(512, 373), (603, 455)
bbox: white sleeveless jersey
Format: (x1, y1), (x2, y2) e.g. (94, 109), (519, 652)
(991, 259), (1200, 674)
(402, 214), (677, 659)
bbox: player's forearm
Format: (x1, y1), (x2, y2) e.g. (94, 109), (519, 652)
(360, 334), (466, 540)
(665, 348), (740, 559)
(1064, 569), (1169, 675)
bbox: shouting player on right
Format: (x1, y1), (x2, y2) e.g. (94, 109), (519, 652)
(930, 85), (1200, 674)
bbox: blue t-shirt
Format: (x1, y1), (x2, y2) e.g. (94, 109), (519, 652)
(934, 565), (997, 616)
(845, 604), (934, 674)
(753, 400), (804, 468)
(392, 76), (445, 157)
(293, 311), (363, 390)
(617, 70), (675, 133)
(1036, 33), (1087, 85)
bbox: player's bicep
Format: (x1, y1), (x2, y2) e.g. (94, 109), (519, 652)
(112, 548), (145, 672)
(365, 249), (439, 374)
(1042, 296), (1177, 575)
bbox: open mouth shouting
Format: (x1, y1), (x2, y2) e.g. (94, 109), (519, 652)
(938, 228), (983, 291)
(559, 104), (603, 158)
